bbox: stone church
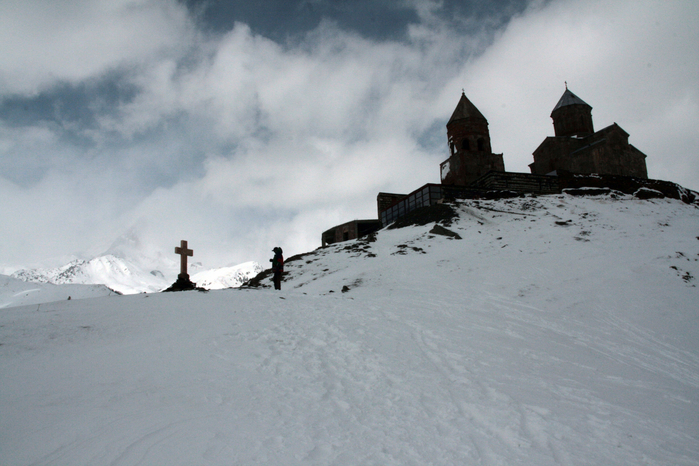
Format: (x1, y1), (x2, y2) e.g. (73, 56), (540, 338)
(441, 87), (648, 185)
(323, 87), (665, 244)
(529, 88), (648, 178)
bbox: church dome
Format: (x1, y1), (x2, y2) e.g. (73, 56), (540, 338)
(551, 88), (594, 137)
(551, 89), (591, 114)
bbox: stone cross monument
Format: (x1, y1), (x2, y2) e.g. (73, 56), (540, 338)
(174, 240), (193, 280)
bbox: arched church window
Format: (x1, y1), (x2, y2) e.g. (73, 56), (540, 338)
(461, 139), (470, 151)
(477, 138), (485, 151)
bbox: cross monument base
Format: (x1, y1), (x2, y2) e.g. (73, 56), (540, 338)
(163, 273), (200, 292)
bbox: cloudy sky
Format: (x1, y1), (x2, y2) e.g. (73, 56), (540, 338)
(1, 0), (697, 271)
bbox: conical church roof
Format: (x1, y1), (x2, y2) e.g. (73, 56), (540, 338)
(552, 88), (591, 113)
(447, 91), (486, 124)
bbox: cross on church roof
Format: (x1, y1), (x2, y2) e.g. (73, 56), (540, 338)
(174, 240), (193, 278)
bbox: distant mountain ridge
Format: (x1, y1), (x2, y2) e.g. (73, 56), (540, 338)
(11, 255), (263, 295)
(11, 255), (168, 295)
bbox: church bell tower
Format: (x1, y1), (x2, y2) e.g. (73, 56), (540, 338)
(440, 91), (504, 186)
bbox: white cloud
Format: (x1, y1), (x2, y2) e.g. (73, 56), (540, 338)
(0, 170), (134, 267)
(0, 0), (195, 96)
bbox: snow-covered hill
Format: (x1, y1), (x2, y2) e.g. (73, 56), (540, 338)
(1, 192), (697, 465)
(0, 274), (118, 309)
(191, 261), (264, 290)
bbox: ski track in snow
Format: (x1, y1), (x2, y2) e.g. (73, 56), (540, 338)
(1, 194), (698, 465)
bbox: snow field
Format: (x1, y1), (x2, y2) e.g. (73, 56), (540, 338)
(0, 275), (117, 309)
(1, 193), (697, 465)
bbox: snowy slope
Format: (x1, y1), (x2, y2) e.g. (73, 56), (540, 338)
(0, 275), (118, 309)
(191, 261), (264, 290)
(1, 193), (697, 465)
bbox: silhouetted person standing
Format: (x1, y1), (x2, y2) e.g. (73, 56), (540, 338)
(271, 247), (284, 290)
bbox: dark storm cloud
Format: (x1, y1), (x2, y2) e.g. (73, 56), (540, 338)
(185, 0), (418, 40)
(183, 0), (535, 42)
(0, 75), (138, 184)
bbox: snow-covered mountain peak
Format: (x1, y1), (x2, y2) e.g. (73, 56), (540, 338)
(10, 254), (168, 295)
